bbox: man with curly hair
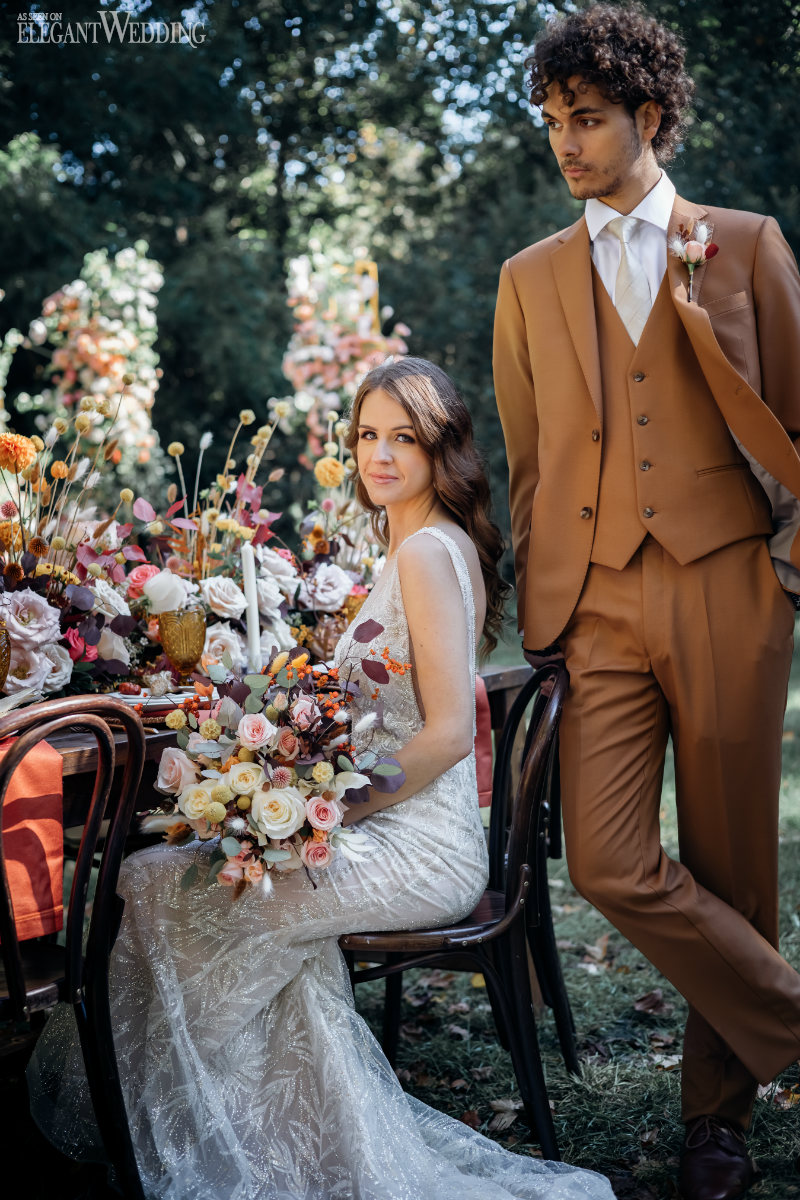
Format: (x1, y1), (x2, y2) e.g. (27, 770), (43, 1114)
(494, 4), (800, 1198)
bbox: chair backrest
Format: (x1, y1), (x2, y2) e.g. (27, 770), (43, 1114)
(487, 664), (568, 909)
(0, 696), (146, 1023)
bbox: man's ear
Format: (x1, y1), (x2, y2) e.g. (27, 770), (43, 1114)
(638, 99), (662, 146)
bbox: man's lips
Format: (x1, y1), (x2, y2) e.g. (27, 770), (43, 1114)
(562, 165), (589, 176)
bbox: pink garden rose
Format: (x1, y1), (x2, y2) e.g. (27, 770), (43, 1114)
(156, 747), (198, 796)
(275, 728), (300, 761)
(683, 239), (706, 264)
(237, 712), (278, 751)
(305, 796), (342, 833)
(300, 839), (333, 869)
(126, 562), (161, 599)
(290, 693), (320, 731)
(64, 627), (98, 663)
(218, 860), (245, 886)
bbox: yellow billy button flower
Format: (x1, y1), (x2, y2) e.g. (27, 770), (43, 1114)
(239, 409), (256, 425)
(205, 801), (228, 825)
(167, 441), (185, 457)
(211, 784), (234, 806)
(344, 457), (356, 472)
(119, 488), (134, 503)
(53, 417), (68, 435)
(199, 718), (222, 740)
(165, 709), (188, 730)
(237, 747), (256, 763)
(237, 795), (252, 811)
(74, 413), (92, 434)
(87, 562), (103, 578)
(30, 435), (44, 452)
(264, 704), (278, 721)
(115, 552), (126, 565)
(257, 423), (273, 438)
(312, 761), (334, 784)
(51, 535), (66, 551)
(146, 520), (164, 536)
(215, 517), (237, 533)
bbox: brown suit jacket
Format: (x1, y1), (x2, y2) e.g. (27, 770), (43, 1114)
(493, 195), (800, 649)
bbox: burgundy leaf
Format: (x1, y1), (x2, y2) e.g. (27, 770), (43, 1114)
(133, 497), (156, 522)
(65, 584), (95, 611)
(109, 614), (138, 636)
(344, 783), (371, 805)
(253, 521), (275, 546)
(704, 243), (719, 259)
(170, 517), (198, 531)
(165, 498), (187, 519)
(116, 522), (133, 538)
(352, 618), (384, 643)
(123, 545), (147, 562)
(361, 659), (389, 684)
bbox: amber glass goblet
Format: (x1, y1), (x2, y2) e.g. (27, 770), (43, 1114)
(0, 623), (10, 692)
(158, 606), (206, 684)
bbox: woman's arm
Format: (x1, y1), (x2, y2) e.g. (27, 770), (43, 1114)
(341, 534), (475, 825)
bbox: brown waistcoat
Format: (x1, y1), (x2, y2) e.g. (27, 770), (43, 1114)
(589, 268), (772, 572)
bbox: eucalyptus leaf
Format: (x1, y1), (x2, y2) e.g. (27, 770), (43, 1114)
(176, 729), (190, 750)
(244, 693), (263, 714)
(179, 862), (201, 891)
(261, 848), (292, 862)
(221, 836), (242, 857)
(207, 663), (228, 684)
(221, 650), (234, 670)
(337, 754), (355, 771)
(373, 763), (403, 776)
(205, 859), (226, 885)
(245, 674), (270, 692)
(200, 769), (222, 779)
(209, 846), (225, 865)
(188, 712), (198, 729)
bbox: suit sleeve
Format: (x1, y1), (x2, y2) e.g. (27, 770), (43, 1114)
(753, 216), (800, 455)
(493, 259), (539, 635)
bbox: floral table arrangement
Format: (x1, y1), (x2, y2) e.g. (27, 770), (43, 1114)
(148, 618), (408, 895)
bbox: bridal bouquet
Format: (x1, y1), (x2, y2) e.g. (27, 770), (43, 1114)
(150, 617), (408, 895)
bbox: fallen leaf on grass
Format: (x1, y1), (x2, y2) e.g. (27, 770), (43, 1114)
(460, 1110), (481, 1129)
(649, 1032), (677, 1050)
(395, 1068), (412, 1082)
(556, 939), (576, 952)
(447, 1000), (471, 1015)
(470, 973), (486, 988)
(576, 962), (602, 975)
(416, 971), (456, 989)
(399, 1022), (425, 1040)
(757, 1083), (800, 1108)
(450, 1078), (469, 1090)
(651, 1052), (682, 1071)
(470, 1066), (494, 1081)
(633, 988), (674, 1016)
(582, 932), (611, 962)
(448, 1023), (471, 1040)
(488, 1098), (524, 1132)
(639, 1127), (660, 1145)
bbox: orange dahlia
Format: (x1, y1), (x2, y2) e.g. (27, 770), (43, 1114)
(0, 432), (37, 474)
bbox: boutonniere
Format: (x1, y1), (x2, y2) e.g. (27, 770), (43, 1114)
(669, 221), (719, 302)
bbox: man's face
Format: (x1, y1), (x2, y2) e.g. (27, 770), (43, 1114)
(541, 77), (647, 202)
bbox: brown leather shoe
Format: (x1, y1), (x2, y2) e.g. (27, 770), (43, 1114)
(678, 1116), (761, 1200)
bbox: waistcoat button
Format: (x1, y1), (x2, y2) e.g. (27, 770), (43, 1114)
(579, 507), (593, 520)
(633, 372), (646, 382)
(591, 429), (600, 442)
(643, 507), (655, 518)
(637, 414), (649, 425)
(639, 460), (651, 471)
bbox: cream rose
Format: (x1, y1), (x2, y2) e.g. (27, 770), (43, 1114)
(199, 575), (247, 620)
(92, 577), (131, 619)
(226, 760), (266, 796)
(297, 563), (353, 613)
(97, 626), (131, 668)
(177, 781), (216, 821)
(251, 786), (307, 839)
(237, 712), (279, 751)
(5, 644), (51, 693)
(42, 643), (74, 694)
(142, 568), (190, 615)
(157, 747), (198, 796)
(4, 589), (61, 649)
(202, 621), (247, 671)
(257, 546), (299, 595)
(256, 573), (283, 622)
(260, 619), (295, 658)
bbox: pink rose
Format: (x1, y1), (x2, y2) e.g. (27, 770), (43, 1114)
(290, 693), (320, 731)
(156, 747), (198, 795)
(300, 839), (333, 869)
(218, 860), (244, 886)
(275, 728), (299, 761)
(237, 712), (278, 751)
(64, 627), (98, 663)
(126, 563), (161, 599)
(683, 239), (706, 265)
(305, 797), (342, 832)
(243, 860), (265, 883)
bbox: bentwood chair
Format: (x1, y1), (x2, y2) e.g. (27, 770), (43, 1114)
(340, 662), (571, 1161)
(0, 695), (147, 1200)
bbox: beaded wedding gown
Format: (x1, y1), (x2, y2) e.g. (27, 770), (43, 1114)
(28, 527), (613, 1200)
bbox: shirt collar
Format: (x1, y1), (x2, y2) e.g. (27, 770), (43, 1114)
(585, 172), (676, 241)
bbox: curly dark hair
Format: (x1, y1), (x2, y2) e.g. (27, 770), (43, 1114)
(345, 357), (510, 660)
(526, 3), (695, 163)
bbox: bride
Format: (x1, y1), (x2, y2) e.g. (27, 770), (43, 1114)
(29, 357), (613, 1200)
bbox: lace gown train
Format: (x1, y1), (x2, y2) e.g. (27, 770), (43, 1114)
(28, 527), (613, 1200)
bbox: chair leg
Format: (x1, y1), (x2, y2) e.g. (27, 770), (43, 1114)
(382, 966), (403, 1067)
(528, 919), (579, 1076)
(494, 925), (560, 1161)
(481, 946), (511, 1051)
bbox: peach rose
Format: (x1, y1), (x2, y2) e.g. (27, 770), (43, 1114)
(305, 796), (342, 833)
(275, 728), (300, 761)
(218, 860), (244, 886)
(156, 747), (198, 796)
(300, 839), (334, 869)
(237, 712), (278, 751)
(290, 693), (320, 731)
(126, 562), (161, 599)
(683, 239), (706, 265)
(243, 860), (265, 883)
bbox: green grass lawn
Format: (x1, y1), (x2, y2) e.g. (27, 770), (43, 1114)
(355, 625), (800, 1199)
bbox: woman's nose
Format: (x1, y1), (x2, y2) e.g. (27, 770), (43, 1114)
(374, 438), (393, 461)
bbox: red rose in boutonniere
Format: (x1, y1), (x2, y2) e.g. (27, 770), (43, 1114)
(669, 220), (719, 302)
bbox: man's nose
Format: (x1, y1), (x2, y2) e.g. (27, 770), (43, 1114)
(556, 128), (581, 159)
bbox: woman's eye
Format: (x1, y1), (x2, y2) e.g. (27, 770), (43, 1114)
(359, 430), (376, 440)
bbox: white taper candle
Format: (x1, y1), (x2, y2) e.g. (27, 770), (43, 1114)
(240, 541), (261, 673)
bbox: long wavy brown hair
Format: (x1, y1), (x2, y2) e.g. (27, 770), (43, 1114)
(345, 356), (509, 658)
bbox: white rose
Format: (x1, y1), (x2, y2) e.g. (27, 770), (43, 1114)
(157, 747), (197, 795)
(177, 781), (215, 821)
(92, 578), (131, 619)
(3, 589), (61, 649)
(96, 626), (131, 668)
(251, 786), (307, 839)
(142, 569), (190, 615)
(202, 620), (247, 670)
(256, 573), (283, 621)
(297, 563), (353, 613)
(199, 576), (247, 620)
(260, 619), (295, 659)
(42, 643), (74, 694)
(257, 547), (299, 595)
(226, 760), (266, 796)
(4, 644), (50, 694)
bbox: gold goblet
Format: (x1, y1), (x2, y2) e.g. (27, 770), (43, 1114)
(158, 606), (206, 685)
(0, 622), (10, 692)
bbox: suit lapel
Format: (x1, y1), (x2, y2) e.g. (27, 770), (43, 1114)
(551, 218), (603, 420)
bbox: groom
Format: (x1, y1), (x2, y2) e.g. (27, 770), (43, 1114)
(494, 5), (800, 1198)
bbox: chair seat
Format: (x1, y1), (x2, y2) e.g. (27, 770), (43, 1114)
(339, 888), (505, 954)
(0, 941), (65, 1018)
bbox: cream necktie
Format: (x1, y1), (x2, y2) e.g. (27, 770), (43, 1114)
(606, 215), (652, 345)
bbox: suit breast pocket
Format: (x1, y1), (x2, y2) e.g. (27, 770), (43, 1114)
(704, 291), (752, 383)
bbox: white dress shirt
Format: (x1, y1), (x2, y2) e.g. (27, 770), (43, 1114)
(585, 172), (676, 306)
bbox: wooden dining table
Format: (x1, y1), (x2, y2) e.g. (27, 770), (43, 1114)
(46, 662), (533, 827)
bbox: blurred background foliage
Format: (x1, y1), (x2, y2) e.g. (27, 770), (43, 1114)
(0, 0), (799, 578)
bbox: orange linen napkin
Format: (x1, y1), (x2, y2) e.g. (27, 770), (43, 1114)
(475, 676), (493, 808)
(0, 737), (64, 941)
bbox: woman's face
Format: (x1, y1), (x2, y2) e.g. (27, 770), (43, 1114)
(356, 388), (434, 509)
